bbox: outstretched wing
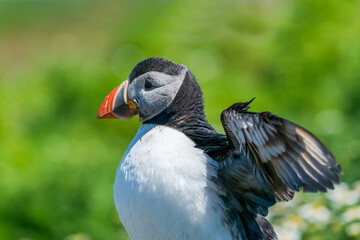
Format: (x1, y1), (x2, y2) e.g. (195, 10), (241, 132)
(220, 98), (342, 201)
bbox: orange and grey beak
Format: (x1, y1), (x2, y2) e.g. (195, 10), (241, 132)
(97, 80), (138, 120)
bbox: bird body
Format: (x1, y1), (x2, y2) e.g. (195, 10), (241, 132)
(97, 57), (342, 240)
(114, 124), (232, 240)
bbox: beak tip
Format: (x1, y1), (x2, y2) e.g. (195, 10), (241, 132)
(97, 80), (135, 120)
(96, 108), (106, 119)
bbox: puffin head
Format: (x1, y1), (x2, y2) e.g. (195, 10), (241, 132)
(97, 57), (198, 122)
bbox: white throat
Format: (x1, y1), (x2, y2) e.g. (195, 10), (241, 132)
(113, 124), (232, 240)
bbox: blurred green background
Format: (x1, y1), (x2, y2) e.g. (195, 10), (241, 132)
(1, 0), (360, 239)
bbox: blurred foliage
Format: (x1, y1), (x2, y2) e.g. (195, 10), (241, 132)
(0, 0), (359, 239)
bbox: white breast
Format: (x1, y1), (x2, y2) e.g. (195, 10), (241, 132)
(114, 124), (232, 240)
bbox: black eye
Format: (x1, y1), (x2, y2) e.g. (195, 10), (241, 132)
(144, 78), (154, 90)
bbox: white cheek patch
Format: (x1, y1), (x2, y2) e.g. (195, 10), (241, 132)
(129, 69), (187, 121)
(148, 71), (184, 100)
(143, 71), (185, 118)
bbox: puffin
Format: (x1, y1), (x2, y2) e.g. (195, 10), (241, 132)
(97, 57), (341, 240)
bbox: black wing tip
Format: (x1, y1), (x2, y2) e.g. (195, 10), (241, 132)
(299, 170), (344, 193)
(226, 97), (256, 113)
(334, 163), (343, 175)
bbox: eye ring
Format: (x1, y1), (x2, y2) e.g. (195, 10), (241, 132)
(144, 78), (154, 90)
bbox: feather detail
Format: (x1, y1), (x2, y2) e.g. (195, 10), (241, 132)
(220, 98), (342, 198)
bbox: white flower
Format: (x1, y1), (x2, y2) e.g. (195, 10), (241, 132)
(298, 203), (331, 223)
(282, 215), (306, 230)
(342, 206), (360, 223)
(274, 226), (301, 240)
(345, 222), (360, 237)
(326, 183), (359, 207)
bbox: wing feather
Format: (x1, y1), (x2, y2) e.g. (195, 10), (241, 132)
(220, 99), (342, 199)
